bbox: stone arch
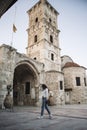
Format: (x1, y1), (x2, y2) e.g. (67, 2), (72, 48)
(13, 60), (40, 106)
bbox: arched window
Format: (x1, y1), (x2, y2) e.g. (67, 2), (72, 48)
(76, 77), (81, 86)
(34, 35), (37, 42)
(25, 82), (30, 94)
(84, 78), (87, 86)
(50, 35), (53, 43)
(60, 81), (63, 90)
(35, 17), (38, 23)
(49, 18), (52, 23)
(51, 53), (54, 61)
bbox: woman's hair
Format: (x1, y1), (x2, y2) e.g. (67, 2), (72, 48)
(42, 84), (47, 90)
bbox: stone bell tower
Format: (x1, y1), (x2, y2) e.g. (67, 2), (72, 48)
(26, 0), (61, 72)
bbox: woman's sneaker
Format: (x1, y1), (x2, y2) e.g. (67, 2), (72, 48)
(37, 116), (43, 119)
(49, 114), (53, 119)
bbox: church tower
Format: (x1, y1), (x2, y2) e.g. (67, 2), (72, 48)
(26, 0), (61, 72)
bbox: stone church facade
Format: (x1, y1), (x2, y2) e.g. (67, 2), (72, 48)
(0, 0), (87, 108)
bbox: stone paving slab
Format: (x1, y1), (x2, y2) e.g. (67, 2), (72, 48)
(0, 104), (87, 130)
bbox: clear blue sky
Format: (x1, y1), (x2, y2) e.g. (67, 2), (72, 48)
(0, 0), (87, 68)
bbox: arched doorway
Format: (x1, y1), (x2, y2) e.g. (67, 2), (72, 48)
(13, 61), (39, 106)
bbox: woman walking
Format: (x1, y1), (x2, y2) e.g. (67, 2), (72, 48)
(38, 84), (52, 119)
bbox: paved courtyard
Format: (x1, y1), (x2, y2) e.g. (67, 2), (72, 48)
(0, 104), (87, 130)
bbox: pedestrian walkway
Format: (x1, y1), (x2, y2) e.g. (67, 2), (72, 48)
(0, 104), (87, 130)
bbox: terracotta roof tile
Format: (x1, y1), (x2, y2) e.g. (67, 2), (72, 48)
(63, 62), (80, 68)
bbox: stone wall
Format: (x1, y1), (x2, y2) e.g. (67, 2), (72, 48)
(0, 44), (45, 107)
(45, 71), (65, 105)
(63, 67), (87, 104)
(0, 45), (16, 108)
